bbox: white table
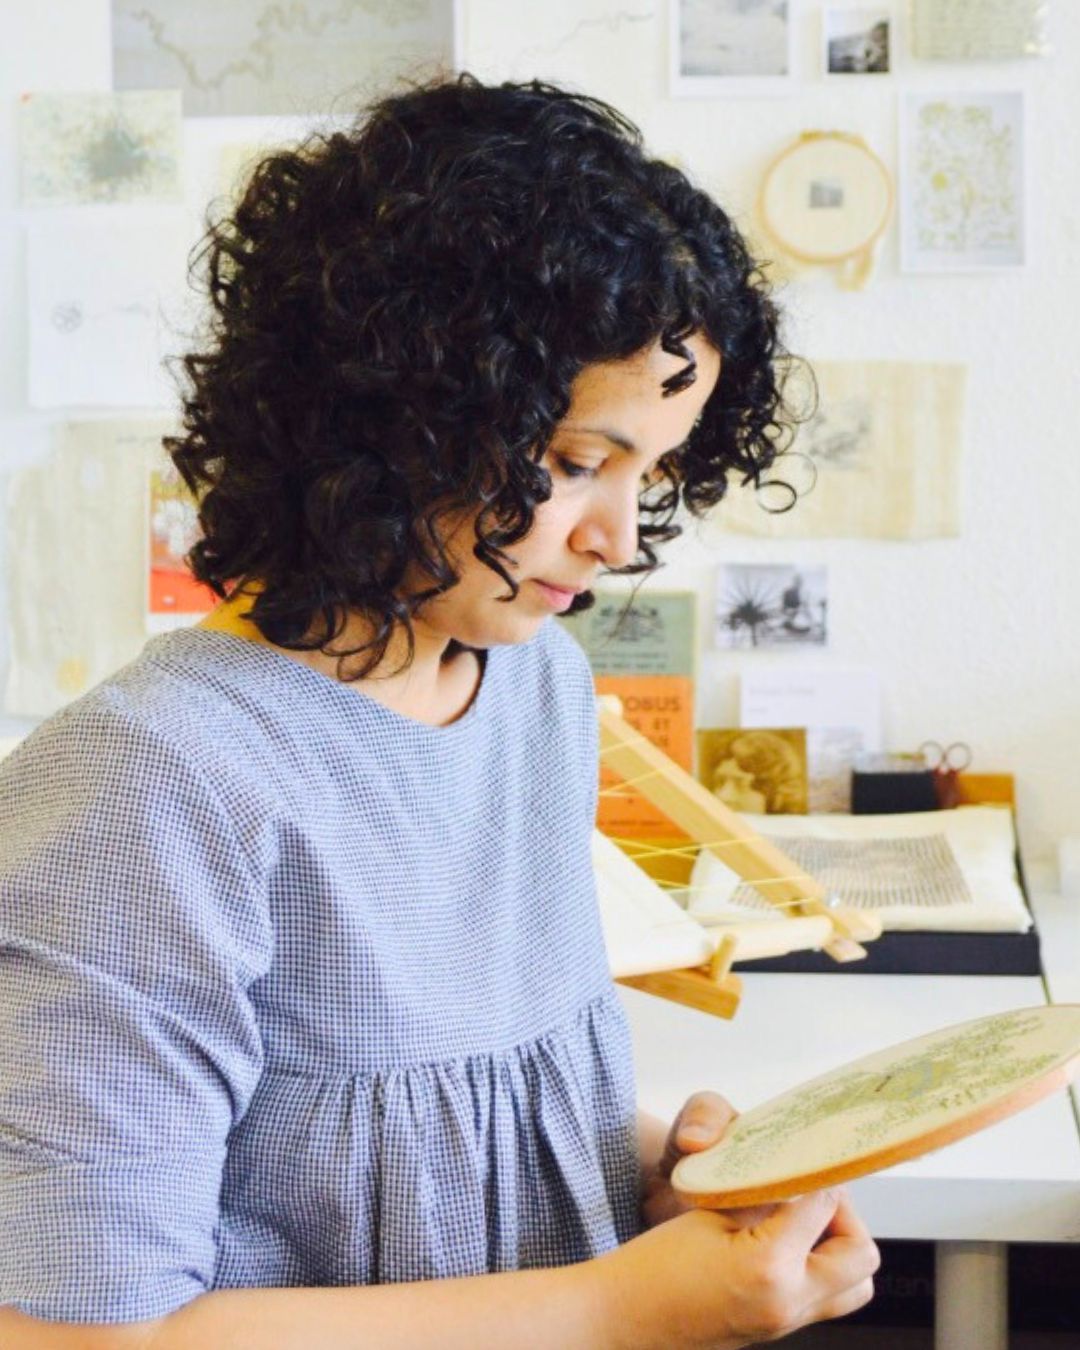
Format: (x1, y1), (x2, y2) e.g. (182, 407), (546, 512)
(622, 886), (1080, 1350)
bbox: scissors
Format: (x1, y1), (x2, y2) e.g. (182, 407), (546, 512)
(918, 740), (973, 773)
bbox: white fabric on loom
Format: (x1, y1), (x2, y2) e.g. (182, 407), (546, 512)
(687, 806), (1031, 935)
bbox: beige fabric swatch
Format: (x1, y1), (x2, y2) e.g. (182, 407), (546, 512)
(6, 418), (174, 718)
(716, 360), (966, 540)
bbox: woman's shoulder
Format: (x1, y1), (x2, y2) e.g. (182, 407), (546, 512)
(1, 628), (302, 807)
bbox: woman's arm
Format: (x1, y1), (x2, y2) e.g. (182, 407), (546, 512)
(0, 1185), (879, 1350)
(0, 1265), (603, 1350)
(636, 1107), (669, 1184)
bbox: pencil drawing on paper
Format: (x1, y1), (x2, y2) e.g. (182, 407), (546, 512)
(800, 397), (874, 470)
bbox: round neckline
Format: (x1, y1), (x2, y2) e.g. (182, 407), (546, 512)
(156, 626), (494, 736)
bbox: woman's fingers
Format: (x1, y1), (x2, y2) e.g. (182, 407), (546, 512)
(658, 1091), (737, 1177)
(805, 1274), (878, 1327)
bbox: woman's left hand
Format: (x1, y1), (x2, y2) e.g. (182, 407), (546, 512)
(640, 1090), (738, 1228)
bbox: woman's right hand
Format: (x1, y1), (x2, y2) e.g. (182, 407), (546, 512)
(590, 1186), (880, 1350)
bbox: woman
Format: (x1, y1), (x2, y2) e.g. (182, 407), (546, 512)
(0, 75), (878, 1348)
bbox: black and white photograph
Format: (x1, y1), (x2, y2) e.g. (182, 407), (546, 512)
(672, 0), (792, 96)
(715, 563), (828, 649)
(824, 7), (891, 75)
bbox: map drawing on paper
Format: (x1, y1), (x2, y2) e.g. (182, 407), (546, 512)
(27, 221), (188, 409)
(112, 0), (456, 116)
(19, 90), (182, 206)
(903, 92), (1024, 270)
(674, 1007), (1080, 1200)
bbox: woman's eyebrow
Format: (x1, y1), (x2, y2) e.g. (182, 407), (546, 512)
(561, 425), (685, 456)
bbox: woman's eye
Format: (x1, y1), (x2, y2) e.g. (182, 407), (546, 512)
(553, 455), (599, 480)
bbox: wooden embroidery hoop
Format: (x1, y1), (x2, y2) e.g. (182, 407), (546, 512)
(758, 131), (893, 289)
(671, 1004), (1080, 1207)
(597, 699), (882, 1019)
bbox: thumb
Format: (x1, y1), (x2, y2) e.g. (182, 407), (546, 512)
(674, 1090), (737, 1148)
(658, 1091), (737, 1178)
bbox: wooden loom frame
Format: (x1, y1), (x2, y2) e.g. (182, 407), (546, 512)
(597, 701), (883, 1018)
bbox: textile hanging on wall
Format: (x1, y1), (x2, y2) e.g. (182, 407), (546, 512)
(910, 0), (1051, 61)
(5, 419), (173, 718)
(714, 360), (966, 540)
(758, 131), (893, 290)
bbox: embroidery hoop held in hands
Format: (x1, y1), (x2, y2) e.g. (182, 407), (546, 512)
(758, 131), (893, 289)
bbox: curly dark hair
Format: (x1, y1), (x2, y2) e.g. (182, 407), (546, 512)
(168, 73), (795, 674)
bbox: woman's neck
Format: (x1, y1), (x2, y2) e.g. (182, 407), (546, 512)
(197, 591), (483, 727)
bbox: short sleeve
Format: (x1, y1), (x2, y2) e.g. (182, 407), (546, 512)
(0, 702), (274, 1324)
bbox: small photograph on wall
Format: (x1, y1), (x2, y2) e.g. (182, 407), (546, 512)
(900, 91), (1025, 272)
(715, 563), (828, 650)
(824, 8), (891, 75)
(671, 0), (792, 96)
(697, 727), (809, 814)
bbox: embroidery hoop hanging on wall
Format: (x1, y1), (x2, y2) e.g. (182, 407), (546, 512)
(758, 131), (893, 289)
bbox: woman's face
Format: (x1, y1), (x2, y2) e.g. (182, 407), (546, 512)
(409, 332), (722, 654)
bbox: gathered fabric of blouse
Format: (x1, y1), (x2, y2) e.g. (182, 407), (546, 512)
(0, 621), (641, 1324)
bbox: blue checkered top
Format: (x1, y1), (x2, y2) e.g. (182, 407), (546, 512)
(0, 621), (640, 1324)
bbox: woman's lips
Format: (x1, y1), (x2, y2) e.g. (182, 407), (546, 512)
(533, 580), (582, 612)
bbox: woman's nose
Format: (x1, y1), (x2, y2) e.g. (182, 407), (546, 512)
(572, 485), (640, 568)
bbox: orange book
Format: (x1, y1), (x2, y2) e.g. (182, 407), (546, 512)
(595, 674), (694, 842)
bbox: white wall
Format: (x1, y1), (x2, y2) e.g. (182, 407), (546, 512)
(2, 1), (1078, 864)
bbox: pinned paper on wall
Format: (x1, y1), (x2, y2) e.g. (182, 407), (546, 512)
(741, 667), (881, 813)
(147, 464), (216, 631)
(27, 220), (188, 409)
(19, 90), (183, 206)
(112, 0), (457, 116)
(716, 361), (966, 539)
(6, 420), (175, 718)
(464, 0), (655, 106)
(910, 0), (1050, 61)
(741, 667), (881, 753)
(900, 92), (1025, 272)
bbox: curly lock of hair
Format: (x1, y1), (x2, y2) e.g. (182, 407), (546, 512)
(167, 73), (797, 676)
